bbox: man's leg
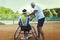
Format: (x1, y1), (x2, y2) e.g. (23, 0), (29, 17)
(37, 18), (45, 40)
(38, 27), (44, 40)
(37, 27), (40, 38)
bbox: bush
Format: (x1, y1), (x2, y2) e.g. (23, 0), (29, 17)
(0, 22), (5, 25)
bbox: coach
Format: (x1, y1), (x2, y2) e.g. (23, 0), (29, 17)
(31, 2), (45, 40)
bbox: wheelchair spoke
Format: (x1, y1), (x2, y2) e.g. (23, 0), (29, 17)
(14, 27), (21, 40)
(14, 26), (37, 40)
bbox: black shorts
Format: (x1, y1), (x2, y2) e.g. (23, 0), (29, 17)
(20, 26), (31, 31)
(37, 18), (45, 27)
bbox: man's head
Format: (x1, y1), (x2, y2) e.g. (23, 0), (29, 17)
(22, 9), (27, 16)
(31, 2), (35, 8)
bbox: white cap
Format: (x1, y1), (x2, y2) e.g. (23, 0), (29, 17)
(31, 2), (35, 5)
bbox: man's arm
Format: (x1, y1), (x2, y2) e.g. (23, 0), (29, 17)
(27, 10), (37, 19)
(29, 16), (32, 21)
(31, 10), (38, 14)
(28, 10), (38, 16)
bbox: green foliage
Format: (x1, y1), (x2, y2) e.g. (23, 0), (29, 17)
(0, 6), (60, 20)
(0, 6), (21, 19)
(14, 11), (20, 19)
(43, 8), (60, 17)
(54, 8), (60, 17)
(51, 9), (58, 17)
(0, 6), (14, 19)
(43, 9), (53, 17)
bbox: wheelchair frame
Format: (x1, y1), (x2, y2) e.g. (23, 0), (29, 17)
(14, 26), (37, 40)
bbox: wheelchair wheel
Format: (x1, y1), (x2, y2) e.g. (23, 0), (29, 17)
(31, 26), (37, 40)
(14, 26), (38, 40)
(14, 26), (21, 40)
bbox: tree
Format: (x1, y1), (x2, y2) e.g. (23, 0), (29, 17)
(0, 6), (14, 19)
(43, 9), (53, 17)
(51, 9), (58, 17)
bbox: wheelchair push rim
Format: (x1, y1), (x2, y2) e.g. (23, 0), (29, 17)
(31, 26), (37, 40)
(14, 26), (21, 40)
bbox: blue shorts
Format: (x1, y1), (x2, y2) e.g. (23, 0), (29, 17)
(37, 18), (45, 27)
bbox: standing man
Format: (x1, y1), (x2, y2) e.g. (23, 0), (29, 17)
(31, 2), (45, 40)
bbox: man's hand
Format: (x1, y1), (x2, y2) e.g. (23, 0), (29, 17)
(28, 13), (35, 19)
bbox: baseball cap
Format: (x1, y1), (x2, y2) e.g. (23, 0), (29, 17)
(22, 9), (27, 13)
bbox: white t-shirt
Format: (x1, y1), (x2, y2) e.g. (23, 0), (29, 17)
(34, 5), (45, 20)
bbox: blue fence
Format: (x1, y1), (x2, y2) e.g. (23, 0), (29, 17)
(32, 17), (60, 21)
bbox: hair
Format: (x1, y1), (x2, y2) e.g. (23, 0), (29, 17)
(31, 2), (35, 5)
(22, 9), (27, 12)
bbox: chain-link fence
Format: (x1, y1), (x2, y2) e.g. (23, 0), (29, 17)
(0, 17), (60, 25)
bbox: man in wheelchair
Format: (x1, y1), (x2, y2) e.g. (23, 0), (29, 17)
(18, 9), (32, 39)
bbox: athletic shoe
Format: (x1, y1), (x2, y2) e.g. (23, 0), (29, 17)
(27, 34), (32, 38)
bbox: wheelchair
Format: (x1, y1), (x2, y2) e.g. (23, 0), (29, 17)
(14, 25), (37, 40)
